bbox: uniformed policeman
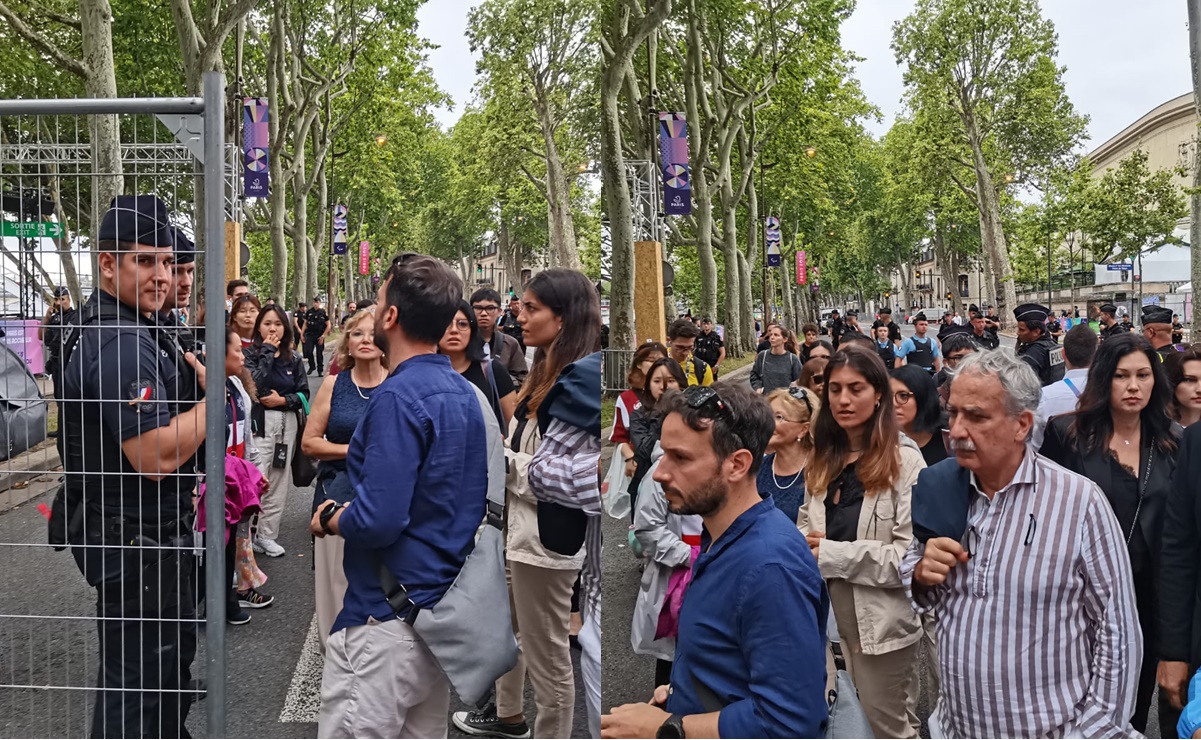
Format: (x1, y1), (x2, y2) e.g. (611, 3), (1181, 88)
(1098, 303), (1128, 341)
(40, 285), (77, 458)
(968, 306), (1000, 350)
(876, 306), (903, 344)
(1141, 304), (1186, 363)
(828, 308), (844, 346)
(60, 195), (207, 738)
(160, 227), (200, 355)
(1014, 303), (1066, 386)
(302, 296), (330, 375)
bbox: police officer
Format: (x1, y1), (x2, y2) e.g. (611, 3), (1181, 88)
(842, 309), (866, 343)
(302, 296), (330, 375)
(160, 227), (199, 355)
(967, 306), (1000, 350)
(1014, 303), (1066, 386)
(694, 316), (725, 379)
(1098, 302), (1128, 341)
(1141, 304), (1186, 363)
(60, 195), (207, 738)
(40, 285), (77, 457)
(876, 306), (903, 344)
(828, 308), (845, 348)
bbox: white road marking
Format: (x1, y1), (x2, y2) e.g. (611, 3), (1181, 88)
(278, 615), (323, 723)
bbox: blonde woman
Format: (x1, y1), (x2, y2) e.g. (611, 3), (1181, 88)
(798, 344), (926, 739)
(761, 386), (818, 523)
(300, 309), (387, 652)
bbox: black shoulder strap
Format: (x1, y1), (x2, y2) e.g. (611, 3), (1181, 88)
(61, 301), (124, 369)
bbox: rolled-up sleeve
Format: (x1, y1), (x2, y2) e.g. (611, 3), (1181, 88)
(528, 418), (600, 514)
(900, 539), (944, 614)
(717, 563), (828, 738)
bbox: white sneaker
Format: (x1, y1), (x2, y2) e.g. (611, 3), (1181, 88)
(255, 537), (286, 558)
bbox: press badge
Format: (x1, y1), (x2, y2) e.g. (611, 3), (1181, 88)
(272, 443), (289, 469)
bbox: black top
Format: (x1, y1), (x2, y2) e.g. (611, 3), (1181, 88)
(461, 358), (515, 432)
(695, 329), (724, 366)
(42, 306), (78, 370)
(972, 328), (1000, 350)
(303, 307), (329, 337)
(825, 463), (865, 542)
(1107, 453), (1151, 574)
(245, 344), (310, 410)
(919, 434), (948, 467)
(1017, 336), (1066, 386)
(61, 290), (194, 525)
(1100, 321), (1129, 341)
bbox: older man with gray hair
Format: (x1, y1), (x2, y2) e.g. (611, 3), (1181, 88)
(900, 349), (1142, 738)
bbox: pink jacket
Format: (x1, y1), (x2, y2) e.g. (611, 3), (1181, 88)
(197, 455), (267, 544)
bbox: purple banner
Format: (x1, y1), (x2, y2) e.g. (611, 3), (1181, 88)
(765, 215), (781, 267)
(243, 98), (269, 198)
(0, 320), (45, 375)
(332, 204), (348, 255)
(658, 112), (691, 216)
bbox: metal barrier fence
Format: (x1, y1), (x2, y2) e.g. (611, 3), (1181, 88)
(602, 348), (634, 393)
(0, 73), (229, 737)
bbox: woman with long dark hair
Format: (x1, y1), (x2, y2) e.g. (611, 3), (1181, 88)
(798, 344), (926, 739)
(244, 304), (310, 559)
(751, 323), (804, 395)
(229, 294), (261, 348)
(629, 358), (689, 508)
(300, 308), (387, 653)
(890, 364), (947, 466)
(612, 342), (668, 480)
(1040, 332), (1181, 734)
(455, 269), (601, 739)
(438, 299), (518, 432)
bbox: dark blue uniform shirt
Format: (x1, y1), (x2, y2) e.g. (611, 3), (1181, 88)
(333, 353), (488, 633)
(666, 497), (829, 738)
(62, 289), (191, 524)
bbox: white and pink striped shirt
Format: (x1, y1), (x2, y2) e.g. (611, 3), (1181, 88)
(900, 450), (1142, 738)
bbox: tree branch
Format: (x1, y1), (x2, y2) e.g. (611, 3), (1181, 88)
(0, 0), (87, 78)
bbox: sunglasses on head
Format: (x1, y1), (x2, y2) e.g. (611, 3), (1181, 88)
(787, 385), (813, 414)
(681, 386), (745, 449)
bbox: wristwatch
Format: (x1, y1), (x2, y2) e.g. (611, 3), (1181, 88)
(656, 714), (685, 739)
(319, 501), (346, 536)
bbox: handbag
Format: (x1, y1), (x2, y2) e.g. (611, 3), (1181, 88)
(377, 384), (518, 705)
(291, 393), (318, 488)
(826, 668), (874, 739)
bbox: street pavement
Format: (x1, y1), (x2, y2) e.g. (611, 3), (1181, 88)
(0, 371), (587, 739)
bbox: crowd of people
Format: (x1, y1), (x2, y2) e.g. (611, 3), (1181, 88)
(602, 301), (1201, 739)
(46, 194), (602, 739)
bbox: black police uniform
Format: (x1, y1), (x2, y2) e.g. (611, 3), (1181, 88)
(970, 328), (1000, 350)
(694, 328), (724, 376)
(1173, 319), (1185, 345)
(829, 315), (845, 348)
(42, 294), (78, 459)
(302, 304), (330, 374)
(59, 196), (198, 738)
(1142, 305), (1185, 364)
(1014, 304), (1066, 386)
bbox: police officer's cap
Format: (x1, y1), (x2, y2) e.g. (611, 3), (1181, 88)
(878, 306), (892, 315)
(1141, 304), (1173, 326)
(52, 286), (70, 298)
(941, 323), (973, 337)
(1014, 303), (1050, 323)
(846, 309), (858, 318)
(171, 226), (197, 265)
(913, 312), (928, 322)
(1100, 303), (1118, 316)
(97, 195), (174, 248)
(312, 296), (323, 304)
(830, 308), (839, 315)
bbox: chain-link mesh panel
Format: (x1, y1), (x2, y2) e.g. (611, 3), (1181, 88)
(0, 80), (229, 738)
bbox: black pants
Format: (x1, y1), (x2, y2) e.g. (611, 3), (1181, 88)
(72, 527), (197, 739)
(655, 659), (673, 691)
(303, 336), (324, 374)
(195, 534), (240, 618)
(1133, 568), (1180, 736)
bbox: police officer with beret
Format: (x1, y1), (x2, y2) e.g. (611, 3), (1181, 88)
(60, 195), (207, 738)
(40, 285), (77, 458)
(1098, 303), (1128, 341)
(1014, 303), (1066, 386)
(302, 296), (330, 375)
(1141, 304), (1187, 363)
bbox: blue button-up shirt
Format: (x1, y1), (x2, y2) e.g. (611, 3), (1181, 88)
(333, 353), (488, 633)
(666, 497), (829, 738)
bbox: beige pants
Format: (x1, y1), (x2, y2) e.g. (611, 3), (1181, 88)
(829, 579), (921, 739)
(317, 617), (449, 738)
(253, 408), (297, 541)
(314, 534), (348, 654)
(496, 560), (578, 739)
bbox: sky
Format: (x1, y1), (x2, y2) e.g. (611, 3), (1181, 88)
(844, 0), (1193, 149)
(418, 0), (1194, 151)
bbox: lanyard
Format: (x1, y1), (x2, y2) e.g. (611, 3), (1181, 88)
(1062, 377), (1081, 398)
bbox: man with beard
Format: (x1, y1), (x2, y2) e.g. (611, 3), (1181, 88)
(1098, 303), (1127, 342)
(601, 382), (829, 739)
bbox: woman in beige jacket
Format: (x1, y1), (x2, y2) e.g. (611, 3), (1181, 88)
(799, 344), (926, 739)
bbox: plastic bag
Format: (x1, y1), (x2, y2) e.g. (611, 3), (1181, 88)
(602, 451), (632, 520)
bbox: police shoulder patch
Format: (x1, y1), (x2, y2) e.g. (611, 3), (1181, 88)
(126, 379), (156, 413)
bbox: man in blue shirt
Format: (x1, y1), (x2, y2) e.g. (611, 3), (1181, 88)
(310, 253), (488, 738)
(601, 381), (829, 739)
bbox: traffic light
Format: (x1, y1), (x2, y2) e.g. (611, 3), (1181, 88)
(946, 291), (953, 300)
(915, 270), (922, 278)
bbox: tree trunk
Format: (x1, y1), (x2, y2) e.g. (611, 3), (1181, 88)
(79, 0), (121, 247)
(685, 0), (717, 319)
(965, 117), (1016, 329)
(534, 97), (581, 271)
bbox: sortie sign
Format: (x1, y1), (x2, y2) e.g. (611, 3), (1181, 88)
(1, 222), (63, 238)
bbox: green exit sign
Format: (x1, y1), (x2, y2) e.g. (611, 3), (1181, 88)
(1, 221), (63, 238)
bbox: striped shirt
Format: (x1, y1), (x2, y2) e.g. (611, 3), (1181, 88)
(899, 449), (1142, 738)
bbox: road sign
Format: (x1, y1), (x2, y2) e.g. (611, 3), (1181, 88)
(1106, 263), (1133, 271)
(0, 221), (62, 238)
